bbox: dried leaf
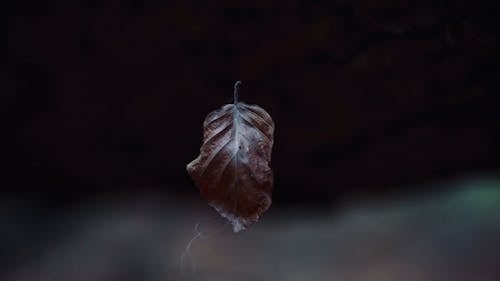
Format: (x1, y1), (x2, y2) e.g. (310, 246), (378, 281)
(187, 81), (274, 232)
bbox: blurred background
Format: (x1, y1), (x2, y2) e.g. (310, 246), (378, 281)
(3, 0), (500, 280)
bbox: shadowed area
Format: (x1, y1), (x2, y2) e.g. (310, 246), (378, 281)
(3, 0), (500, 204)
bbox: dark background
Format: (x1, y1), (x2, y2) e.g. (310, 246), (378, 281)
(3, 1), (500, 281)
(4, 0), (500, 206)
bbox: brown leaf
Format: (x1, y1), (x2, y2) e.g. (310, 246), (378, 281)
(187, 82), (274, 232)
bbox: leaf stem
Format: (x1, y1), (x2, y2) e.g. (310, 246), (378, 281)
(234, 81), (242, 104)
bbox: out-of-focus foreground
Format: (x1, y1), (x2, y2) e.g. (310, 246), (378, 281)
(2, 177), (499, 281)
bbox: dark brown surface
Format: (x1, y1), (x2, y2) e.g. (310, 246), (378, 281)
(3, 0), (500, 205)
